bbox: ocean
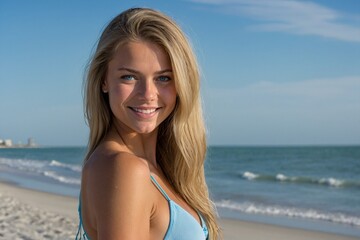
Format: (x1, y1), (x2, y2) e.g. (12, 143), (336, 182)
(0, 146), (359, 237)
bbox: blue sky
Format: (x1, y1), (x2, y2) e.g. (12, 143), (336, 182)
(0, 0), (359, 146)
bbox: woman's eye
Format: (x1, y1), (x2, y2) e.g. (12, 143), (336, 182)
(157, 76), (171, 82)
(121, 75), (136, 81)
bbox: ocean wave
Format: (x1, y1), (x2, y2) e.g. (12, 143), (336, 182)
(0, 157), (81, 186)
(318, 178), (344, 187)
(0, 157), (46, 173)
(43, 171), (81, 185)
(216, 200), (360, 227)
(240, 171), (359, 189)
(49, 160), (82, 172)
(0, 157), (81, 173)
(243, 171), (259, 180)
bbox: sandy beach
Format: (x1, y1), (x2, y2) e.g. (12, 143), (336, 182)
(0, 181), (358, 240)
(0, 181), (78, 239)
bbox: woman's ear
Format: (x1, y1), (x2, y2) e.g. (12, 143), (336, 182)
(102, 81), (108, 93)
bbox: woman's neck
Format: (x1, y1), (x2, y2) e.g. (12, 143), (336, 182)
(111, 122), (158, 167)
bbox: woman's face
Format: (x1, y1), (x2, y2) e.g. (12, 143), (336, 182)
(103, 41), (177, 135)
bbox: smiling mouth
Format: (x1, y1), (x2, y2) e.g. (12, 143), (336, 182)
(129, 107), (160, 114)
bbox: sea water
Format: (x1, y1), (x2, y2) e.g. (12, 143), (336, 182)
(0, 146), (359, 237)
(206, 146), (360, 237)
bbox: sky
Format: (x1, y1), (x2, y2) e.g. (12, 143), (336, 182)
(0, 0), (359, 146)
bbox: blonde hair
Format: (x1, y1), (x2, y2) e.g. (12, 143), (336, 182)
(84, 8), (220, 239)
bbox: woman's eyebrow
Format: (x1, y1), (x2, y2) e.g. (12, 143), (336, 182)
(117, 67), (141, 74)
(117, 67), (172, 74)
(155, 69), (172, 74)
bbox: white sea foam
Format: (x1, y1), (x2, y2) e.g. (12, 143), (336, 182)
(242, 171), (259, 180)
(0, 157), (81, 186)
(0, 158), (46, 173)
(216, 200), (360, 227)
(276, 173), (287, 181)
(0, 157), (81, 174)
(49, 160), (82, 172)
(241, 171), (350, 188)
(319, 178), (344, 187)
(276, 173), (298, 182)
(49, 160), (64, 167)
(43, 171), (81, 185)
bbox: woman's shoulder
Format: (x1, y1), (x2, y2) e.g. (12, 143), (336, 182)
(82, 140), (154, 205)
(81, 142), (155, 238)
(82, 141), (153, 200)
(85, 141), (150, 178)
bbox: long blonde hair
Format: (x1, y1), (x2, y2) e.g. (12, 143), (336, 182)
(84, 8), (220, 239)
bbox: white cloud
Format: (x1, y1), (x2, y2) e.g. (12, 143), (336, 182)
(203, 76), (360, 145)
(189, 0), (360, 42)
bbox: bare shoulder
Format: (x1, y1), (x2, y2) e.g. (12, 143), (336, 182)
(84, 143), (150, 182)
(82, 143), (154, 239)
(83, 142), (152, 202)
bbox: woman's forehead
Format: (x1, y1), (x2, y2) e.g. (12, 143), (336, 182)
(108, 41), (172, 72)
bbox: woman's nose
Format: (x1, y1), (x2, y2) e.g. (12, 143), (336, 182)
(138, 79), (157, 101)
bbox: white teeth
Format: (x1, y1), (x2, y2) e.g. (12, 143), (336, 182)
(132, 108), (157, 114)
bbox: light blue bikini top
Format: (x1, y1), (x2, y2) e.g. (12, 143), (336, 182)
(75, 175), (209, 240)
(150, 175), (209, 240)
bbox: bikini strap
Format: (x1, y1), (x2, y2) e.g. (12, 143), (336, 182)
(150, 175), (171, 201)
(198, 212), (209, 238)
(75, 193), (91, 240)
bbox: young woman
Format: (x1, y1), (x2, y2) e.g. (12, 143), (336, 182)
(76, 8), (220, 240)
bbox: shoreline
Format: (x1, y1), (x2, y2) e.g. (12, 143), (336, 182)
(1, 181), (359, 240)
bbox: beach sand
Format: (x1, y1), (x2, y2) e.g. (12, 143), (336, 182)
(0, 181), (78, 239)
(0, 181), (358, 240)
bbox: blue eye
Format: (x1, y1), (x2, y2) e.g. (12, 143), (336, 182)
(121, 75), (136, 81)
(157, 76), (171, 82)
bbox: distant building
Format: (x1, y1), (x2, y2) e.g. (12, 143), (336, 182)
(0, 137), (37, 148)
(27, 137), (36, 147)
(4, 139), (12, 147)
